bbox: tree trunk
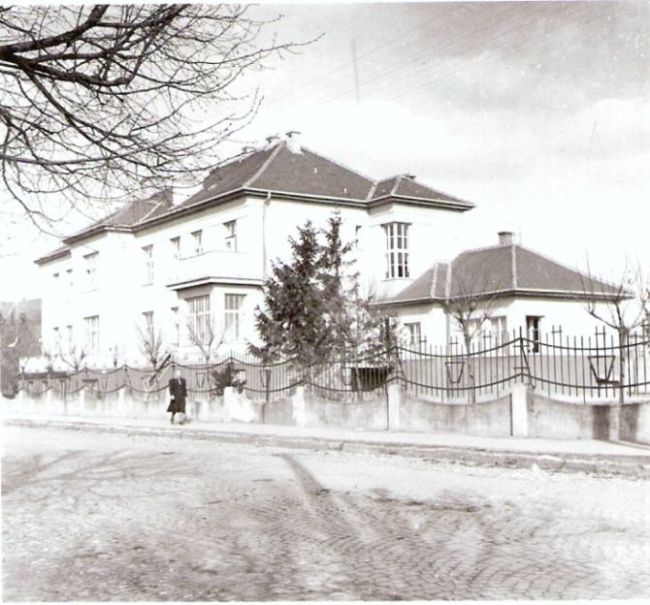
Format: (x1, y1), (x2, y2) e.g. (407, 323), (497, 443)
(463, 332), (476, 404)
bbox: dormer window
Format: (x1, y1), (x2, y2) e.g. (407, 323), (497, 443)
(383, 222), (410, 278)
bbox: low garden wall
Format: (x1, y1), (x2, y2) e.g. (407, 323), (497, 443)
(5, 383), (650, 443)
(528, 391), (650, 443)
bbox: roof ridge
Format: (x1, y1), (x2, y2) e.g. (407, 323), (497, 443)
(511, 244), (518, 289)
(445, 260), (453, 298)
(365, 180), (379, 201)
(136, 200), (165, 225)
(389, 175), (402, 197)
(429, 263), (439, 298)
(244, 141), (286, 188)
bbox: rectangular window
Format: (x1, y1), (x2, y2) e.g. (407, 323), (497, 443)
(142, 245), (154, 284)
(404, 322), (422, 347)
(142, 311), (154, 336)
(170, 236), (181, 260)
(383, 223), (410, 278)
(187, 295), (210, 344)
(53, 326), (61, 349)
(171, 306), (180, 346)
(526, 316), (542, 353)
(224, 294), (246, 342)
(191, 230), (203, 255)
(84, 315), (100, 354)
(66, 325), (73, 349)
(66, 268), (73, 289)
(83, 252), (99, 289)
(224, 220), (237, 251)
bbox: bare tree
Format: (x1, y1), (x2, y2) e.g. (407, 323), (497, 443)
(0, 4), (306, 228)
(440, 274), (501, 403)
(186, 317), (224, 364)
(56, 342), (87, 373)
(580, 260), (650, 440)
(136, 324), (165, 370)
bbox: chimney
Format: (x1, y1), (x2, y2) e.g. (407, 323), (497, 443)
(285, 130), (302, 154)
(498, 231), (514, 246)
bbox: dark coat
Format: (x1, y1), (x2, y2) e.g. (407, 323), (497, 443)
(167, 377), (187, 413)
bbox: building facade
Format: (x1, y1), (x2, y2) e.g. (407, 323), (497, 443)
(35, 135), (477, 368)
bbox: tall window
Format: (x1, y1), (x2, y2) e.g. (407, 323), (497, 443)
(404, 322), (422, 347)
(383, 223), (410, 278)
(224, 294), (246, 341)
(53, 326), (61, 349)
(526, 316), (542, 353)
(170, 236), (181, 259)
(191, 230), (203, 255)
(66, 268), (73, 289)
(66, 324), (74, 350)
(142, 245), (154, 283)
(171, 306), (180, 346)
(84, 315), (100, 353)
(224, 220), (237, 251)
(187, 295), (210, 343)
(83, 252), (99, 289)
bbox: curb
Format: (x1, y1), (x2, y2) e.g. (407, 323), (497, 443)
(5, 417), (650, 478)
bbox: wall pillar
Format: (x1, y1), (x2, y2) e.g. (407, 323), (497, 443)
(387, 383), (401, 431)
(292, 386), (307, 428)
(510, 383), (529, 437)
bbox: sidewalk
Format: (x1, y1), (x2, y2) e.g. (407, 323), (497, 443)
(4, 412), (650, 477)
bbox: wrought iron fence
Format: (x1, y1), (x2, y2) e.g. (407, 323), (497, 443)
(17, 330), (650, 404)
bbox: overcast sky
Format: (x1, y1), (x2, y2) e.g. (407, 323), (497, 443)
(2, 1), (649, 300)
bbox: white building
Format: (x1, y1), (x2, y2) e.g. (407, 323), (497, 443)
(34, 135), (620, 369)
(35, 135), (474, 367)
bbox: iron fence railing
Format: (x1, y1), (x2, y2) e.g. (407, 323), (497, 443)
(16, 330), (650, 404)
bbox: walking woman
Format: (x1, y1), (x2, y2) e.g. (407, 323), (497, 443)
(167, 368), (187, 424)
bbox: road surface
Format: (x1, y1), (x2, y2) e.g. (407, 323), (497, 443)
(2, 425), (649, 600)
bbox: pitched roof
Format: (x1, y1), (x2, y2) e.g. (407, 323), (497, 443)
(64, 189), (173, 243)
(35, 189), (173, 264)
(384, 243), (623, 304)
(369, 174), (470, 206)
(36, 139), (474, 259)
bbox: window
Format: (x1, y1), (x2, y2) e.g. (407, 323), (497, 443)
(191, 230), (203, 255)
(404, 322), (422, 347)
(187, 295), (210, 343)
(66, 268), (73, 289)
(53, 327), (61, 349)
(171, 306), (180, 346)
(354, 225), (362, 247)
(170, 236), (181, 259)
(84, 315), (100, 354)
(142, 245), (154, 283)
(526, 315), (542, 353)
(142, 311), (154, 337)
(83, 252), (99, 289)
(383, 223), (410, 278)
(66, 325), (73, 349)
(224, 294), (246, 342)
(224, 220), (237, 251)
(53, 272), (59, 280)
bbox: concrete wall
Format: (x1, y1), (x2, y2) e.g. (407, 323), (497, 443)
(8, 383), (650, 443)
(528, 391), (650, 443)
(400, 392), (512, 437)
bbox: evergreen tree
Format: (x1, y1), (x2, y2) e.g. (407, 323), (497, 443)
(251, 215), (394, 380)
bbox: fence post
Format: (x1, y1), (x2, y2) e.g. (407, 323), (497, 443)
(292, 385), (306, 428)
(387, 382), (401, 431)
(511, 328), (529, 437)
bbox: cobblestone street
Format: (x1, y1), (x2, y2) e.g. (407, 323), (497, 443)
(2, 425), (650, 601)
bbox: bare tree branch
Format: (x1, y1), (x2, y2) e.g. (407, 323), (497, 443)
(0, 4), (312, 229)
